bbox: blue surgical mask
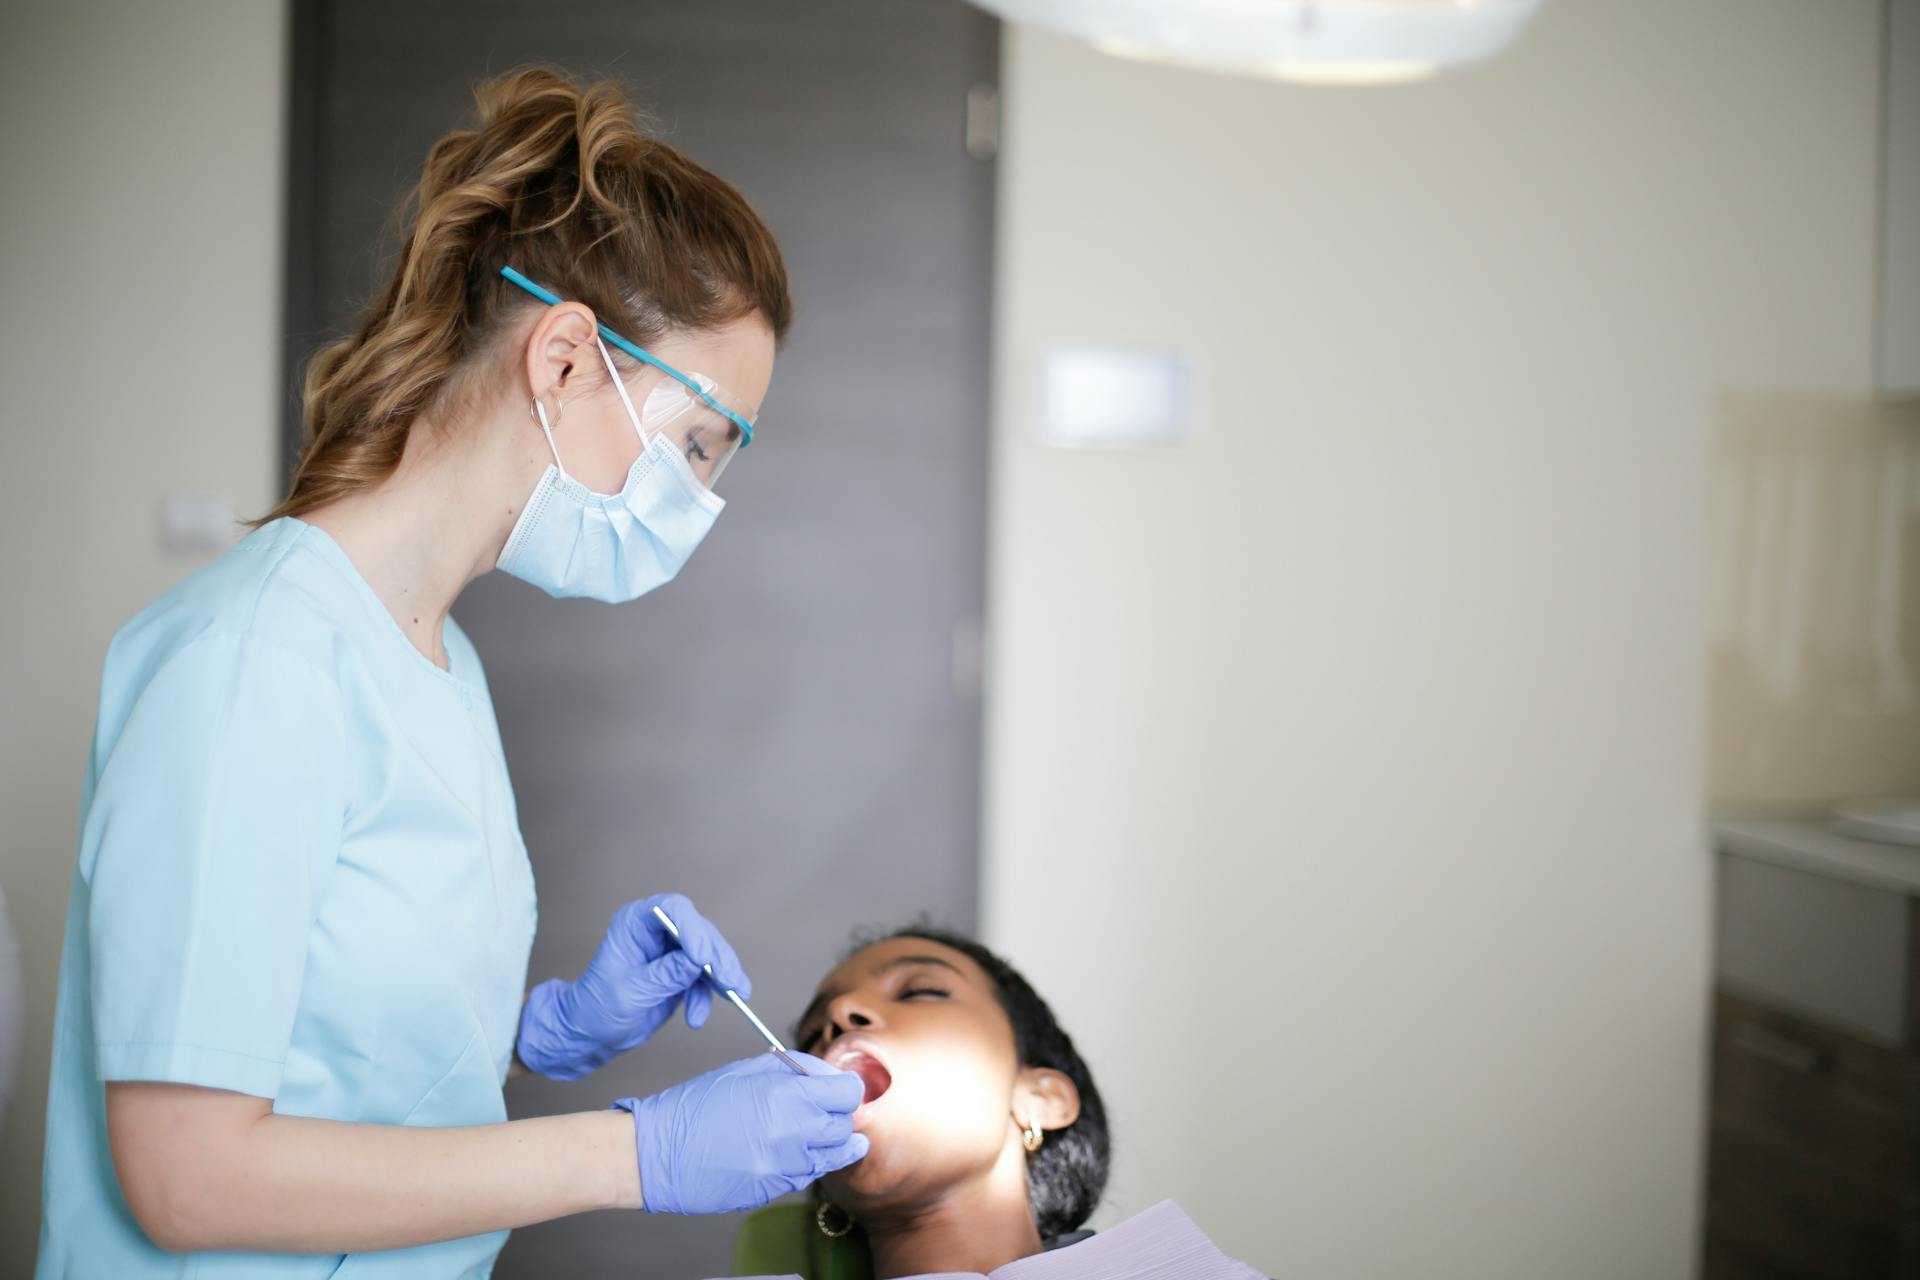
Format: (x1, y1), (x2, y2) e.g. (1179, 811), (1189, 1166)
(496, 337), (725, 602)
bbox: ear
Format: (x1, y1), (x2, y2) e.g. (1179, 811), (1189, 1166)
(1013, 1067), (1080, 1134)
(521, 301), (602, 405)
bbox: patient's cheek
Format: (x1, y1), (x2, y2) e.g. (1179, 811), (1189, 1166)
(914, 1036), (1011, 1134)
(827, 1030), (1017, 1209)
(866, 1028), (1013, 1160)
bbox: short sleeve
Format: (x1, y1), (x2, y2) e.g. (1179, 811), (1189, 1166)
(85, 633), (347, 1098)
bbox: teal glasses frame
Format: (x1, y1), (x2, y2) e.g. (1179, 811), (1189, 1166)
(499, 265), (754, 448)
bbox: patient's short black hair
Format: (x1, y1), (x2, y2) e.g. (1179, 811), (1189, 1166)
(876, 926), (1111, 1238)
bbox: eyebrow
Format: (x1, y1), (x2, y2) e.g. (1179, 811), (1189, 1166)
(795, 955), (967, 1034)
(876, 954), (965, 978)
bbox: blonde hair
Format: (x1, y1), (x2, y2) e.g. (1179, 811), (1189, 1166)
(263, 67), (791, 524)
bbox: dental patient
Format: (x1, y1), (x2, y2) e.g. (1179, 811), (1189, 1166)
(729, 928), (1263, 1280)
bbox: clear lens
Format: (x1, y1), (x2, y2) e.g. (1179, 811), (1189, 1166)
(638, 376), (750, 488)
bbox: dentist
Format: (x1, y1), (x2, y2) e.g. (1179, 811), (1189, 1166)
(36, 68), (864, 1278)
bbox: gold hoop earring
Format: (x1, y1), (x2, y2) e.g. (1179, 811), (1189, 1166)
(1021, 1117), (1045, 1153)
(816, 1202), (854, 1238)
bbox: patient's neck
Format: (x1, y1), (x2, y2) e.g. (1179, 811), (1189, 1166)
(862, 1143), (1043, 1280)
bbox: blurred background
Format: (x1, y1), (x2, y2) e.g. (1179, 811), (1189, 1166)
(2, 0), (1918, 1276)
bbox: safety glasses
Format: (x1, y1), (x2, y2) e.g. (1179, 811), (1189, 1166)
(499, 265), (756, 486)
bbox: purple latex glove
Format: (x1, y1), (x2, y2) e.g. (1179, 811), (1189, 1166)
(517, 892), (750, 1081)
(615, 1052), (869, 1215)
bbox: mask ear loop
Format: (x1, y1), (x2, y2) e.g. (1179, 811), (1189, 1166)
(595, 332), (722, 513)
(595, 336), (650, 446)
(529, 396), (570, 482)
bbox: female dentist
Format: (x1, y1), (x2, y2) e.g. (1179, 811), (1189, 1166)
(35, 68), (866, 1278)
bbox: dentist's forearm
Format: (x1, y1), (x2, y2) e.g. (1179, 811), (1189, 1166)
(108, 1081), (641, 1254)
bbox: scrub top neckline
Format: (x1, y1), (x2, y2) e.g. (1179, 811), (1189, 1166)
(282, 517), (482, 694)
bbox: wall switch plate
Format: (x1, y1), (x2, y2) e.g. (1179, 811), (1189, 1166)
(1038, 346), (1193, 448)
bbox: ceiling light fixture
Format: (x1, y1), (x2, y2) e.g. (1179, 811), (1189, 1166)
(974, 0), (1544, 85)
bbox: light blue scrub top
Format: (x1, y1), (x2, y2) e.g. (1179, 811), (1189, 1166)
(38, 517), (538, 1279)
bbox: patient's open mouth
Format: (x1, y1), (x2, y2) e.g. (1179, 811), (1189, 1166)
(824, 1038), (894, 1105)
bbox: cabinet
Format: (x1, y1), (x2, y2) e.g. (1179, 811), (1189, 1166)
(1703, 845), (1920, 1277)
(1703, 989), (1912, 1276)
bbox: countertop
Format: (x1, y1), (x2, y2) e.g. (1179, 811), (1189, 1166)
(1713, 815), (1920, 896)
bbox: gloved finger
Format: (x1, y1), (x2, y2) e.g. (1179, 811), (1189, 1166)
(786, 1050), (862, 1085)
(651, 894), (752, 1001)
(809, 1133), (871, 1178)
(807, 1109), (855, 1148)
(684, 982), (714, 1029)
(614, 894), (681, 963)
(634, 949), (705, 1002)
(775, 1129), (823, 1180)
(716, 1050), (794, 1079)
(794, 1063), (864, 1115)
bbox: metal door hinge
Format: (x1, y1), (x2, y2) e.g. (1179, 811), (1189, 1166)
(951, 618), (987, 699)
(966, 84), (999, 159)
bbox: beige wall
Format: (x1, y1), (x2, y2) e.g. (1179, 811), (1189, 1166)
(980, 2), (1883, 1276)
(0, 0), (286, 1266)
(1709, 393), (1920, 809)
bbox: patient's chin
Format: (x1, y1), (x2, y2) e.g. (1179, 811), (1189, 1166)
(821, 1146), (899, 1206)
(823, 1114), (1005, 1218)
(823, 1122), (926, 1205)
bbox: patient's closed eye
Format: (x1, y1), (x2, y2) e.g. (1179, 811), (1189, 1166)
(900, 986), (949, 1001)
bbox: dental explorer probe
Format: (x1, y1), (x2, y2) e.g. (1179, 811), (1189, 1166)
(650, 904), (810, 1076)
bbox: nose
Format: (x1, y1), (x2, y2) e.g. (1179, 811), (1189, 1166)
(824, 991), (881, 1043)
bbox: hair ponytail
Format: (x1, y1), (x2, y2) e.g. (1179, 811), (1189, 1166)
(262, 67), (791, 524)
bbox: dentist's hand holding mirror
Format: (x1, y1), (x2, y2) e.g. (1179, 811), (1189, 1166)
(619, 1051), (867, 1215)
(516, 893), (869, 1212)
(517, 893), (754, 1080)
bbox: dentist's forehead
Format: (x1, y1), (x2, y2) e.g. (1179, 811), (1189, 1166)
(647, 312), (776, 420)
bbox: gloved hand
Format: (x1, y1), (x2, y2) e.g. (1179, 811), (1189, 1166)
(616, 1051), (869, 1215)
(517, 892), (750, 1081)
